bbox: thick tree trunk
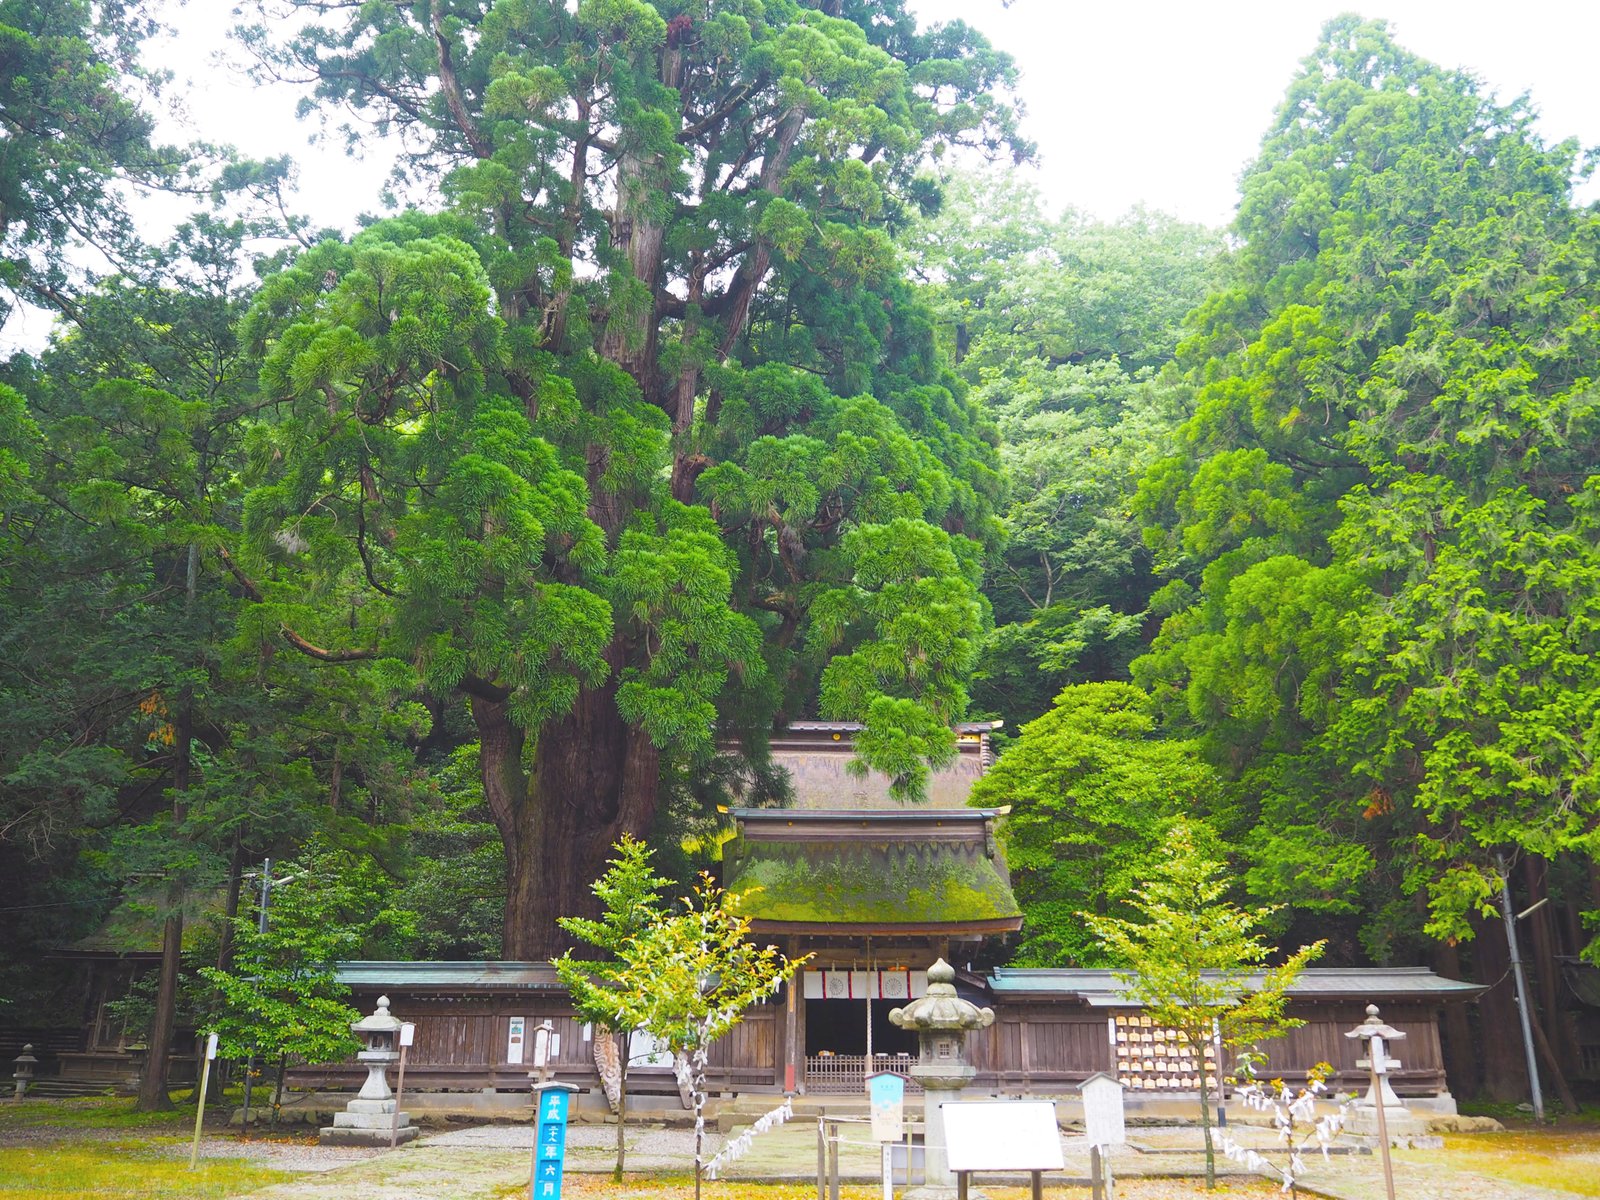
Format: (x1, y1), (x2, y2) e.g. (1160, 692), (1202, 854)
(1468, 912), (1528, 1102)
(472, 642), (660, 960)
(599, 138), (671, 402)
(136, 912), (183, 1111)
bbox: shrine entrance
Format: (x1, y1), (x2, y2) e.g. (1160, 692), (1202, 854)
(721, 805), (1024, 1097)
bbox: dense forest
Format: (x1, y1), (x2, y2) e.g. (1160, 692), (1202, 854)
(3, 2), (1597, 1106)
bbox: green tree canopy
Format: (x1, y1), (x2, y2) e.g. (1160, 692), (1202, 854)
(1131, 14), (1600, 958)
(970, 682), (1227, 966)
(229, 1), (1028, 955)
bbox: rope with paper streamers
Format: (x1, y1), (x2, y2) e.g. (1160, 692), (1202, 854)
(702, 1098), (795, 1180)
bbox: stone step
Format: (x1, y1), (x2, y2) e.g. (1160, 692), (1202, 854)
(17, 1079), (117, 1099)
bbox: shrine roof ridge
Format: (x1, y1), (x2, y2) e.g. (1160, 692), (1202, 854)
(332, 961), (563, 989)
(988, 966), (1484, 1003)
(729, 807), (1006, 821)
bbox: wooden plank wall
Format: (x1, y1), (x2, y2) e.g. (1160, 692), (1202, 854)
(287, 988), (1453, 1098)
(289, 990), (779, 1094)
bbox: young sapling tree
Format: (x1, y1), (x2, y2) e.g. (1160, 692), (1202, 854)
(553, 835), (670, 1181)
(1084, 819), (1324, 1189)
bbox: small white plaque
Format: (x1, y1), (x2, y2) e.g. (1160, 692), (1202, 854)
(399, 1022), (416, 1048)
(507, 1016), (526, 1065)
(204, 1032), (218, 1061)
(944, 1102), (1064, 1172)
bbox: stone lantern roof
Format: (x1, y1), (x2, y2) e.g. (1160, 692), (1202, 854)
(351, 995), (403, 1037)
(888, 959), (995, 1032)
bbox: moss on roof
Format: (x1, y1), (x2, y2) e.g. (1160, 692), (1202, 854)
(725, 840), (1021, 926)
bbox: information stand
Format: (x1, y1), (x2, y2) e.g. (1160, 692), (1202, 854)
(943, 1100), (1063, 1200)
(868, 1073), (905, 1200)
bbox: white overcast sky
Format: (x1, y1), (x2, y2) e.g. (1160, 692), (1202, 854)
(5, 0), (1598, 351)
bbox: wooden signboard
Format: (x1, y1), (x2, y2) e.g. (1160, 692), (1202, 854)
(944, 1101), (1064, 1172)
(1080, 1072), (1127, 1148)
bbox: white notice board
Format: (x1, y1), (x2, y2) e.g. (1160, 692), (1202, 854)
(943, 1101), (1064, 1172)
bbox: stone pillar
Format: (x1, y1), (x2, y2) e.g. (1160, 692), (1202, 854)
(889, 959), (995, 1200)
(320, 996), (420, 1146)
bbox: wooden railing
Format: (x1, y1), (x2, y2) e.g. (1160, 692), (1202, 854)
(803, 1053), (922, 1095)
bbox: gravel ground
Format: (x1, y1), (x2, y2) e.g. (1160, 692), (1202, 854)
(422, 1121), (722, 1159)
(183, 1135), (387, 1173)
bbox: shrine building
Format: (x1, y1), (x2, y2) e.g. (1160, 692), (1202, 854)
(289, 721), (1480, 1111)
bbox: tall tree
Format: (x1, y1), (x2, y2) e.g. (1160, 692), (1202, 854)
(1129, 16), (1600, 1087)
(902, 172), (1221, 726)
(231, 1), (1027, 955)
(2, 215), (428, 1106)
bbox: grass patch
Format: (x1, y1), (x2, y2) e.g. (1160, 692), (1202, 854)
(1420, 1131), (1600, 1197)
(0, 1096), (200, 1133)
(0, 1138), (291, 1199)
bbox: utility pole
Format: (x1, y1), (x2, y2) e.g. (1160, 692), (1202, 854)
(239, 859), (300, 1132)
(1497, 852), (1545, 1122)
(240, 857), (272, 1133)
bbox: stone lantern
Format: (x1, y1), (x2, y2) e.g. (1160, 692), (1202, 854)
(12, 1044), (37, 1101)
(889, 958), (995, 1198)
(320, 996), (419, 1146)
(1343, 1003), (1426, 1143)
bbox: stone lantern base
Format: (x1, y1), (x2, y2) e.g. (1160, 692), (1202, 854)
(319, 1097), (419, 1146)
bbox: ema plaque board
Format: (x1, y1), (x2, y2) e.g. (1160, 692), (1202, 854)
(943, 1101), (1064, 1172)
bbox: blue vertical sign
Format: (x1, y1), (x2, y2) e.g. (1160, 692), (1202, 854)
(534, 1086), (570, 1200)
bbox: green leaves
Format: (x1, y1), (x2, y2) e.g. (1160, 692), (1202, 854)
(200, 840), (415, 1064)
(1083, 818), (1324, 1186)
(613, 503), (763, 758)
(817, 518), (985, 797)
(971, 683), (1225, 965)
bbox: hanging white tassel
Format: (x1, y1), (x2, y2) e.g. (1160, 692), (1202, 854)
(703, 1098), (794, 1180)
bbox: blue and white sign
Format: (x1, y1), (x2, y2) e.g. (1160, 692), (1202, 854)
(534, 1086), (572, 1199)
(868, 1072), (905, 1142)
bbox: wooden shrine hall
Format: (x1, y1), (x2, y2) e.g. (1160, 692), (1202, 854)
(291, 722), (1481, 1109)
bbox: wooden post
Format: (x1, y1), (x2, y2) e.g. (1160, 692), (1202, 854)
(957, 1169), (969, 1200)
(188, 1034), (216, 1169)
(865, 939), (874, 1083)
(829, 1120), (841, 1200)
(1090, 1144), (1104, 1200)
(816, 1117), (826, 1200)
(390, 1023), (414, 1149)
(1031, 1168), (1042, 1200)
(786, 957), (799, 1094)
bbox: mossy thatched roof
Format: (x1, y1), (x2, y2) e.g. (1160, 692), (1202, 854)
(724, 810), (1021, 933)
